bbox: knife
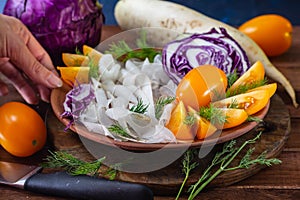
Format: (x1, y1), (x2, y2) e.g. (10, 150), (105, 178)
(0, 161), (153, 200)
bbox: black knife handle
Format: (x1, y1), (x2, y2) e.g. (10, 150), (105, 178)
(24, 171), (153, 200)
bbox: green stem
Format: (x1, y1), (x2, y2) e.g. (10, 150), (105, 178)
(188, 163), (213, 198)
(188, 133), (261, 200)
(175, 172), (190, 200)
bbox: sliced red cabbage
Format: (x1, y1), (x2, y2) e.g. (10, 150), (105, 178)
(61, 83), (95, 130)
(162, 27), (251, 84)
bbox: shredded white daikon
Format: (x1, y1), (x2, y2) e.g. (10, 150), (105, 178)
(70, 54), (178, 143)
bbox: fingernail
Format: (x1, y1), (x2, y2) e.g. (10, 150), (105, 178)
(48, 74), (63, 87)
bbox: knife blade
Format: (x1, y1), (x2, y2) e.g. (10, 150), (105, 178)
(0, 161), (153, 200)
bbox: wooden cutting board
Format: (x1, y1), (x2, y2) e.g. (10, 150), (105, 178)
(46, 94), (290, 195)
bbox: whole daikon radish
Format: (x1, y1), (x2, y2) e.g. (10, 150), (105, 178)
(115, 0), (298, 107)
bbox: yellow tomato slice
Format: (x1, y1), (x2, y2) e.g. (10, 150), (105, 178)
(228, 61), (265, 94)
(216, 108), (248, 129)
(57, 66), (90, 87)
(187, 106), (217, 140)
(166, 101), (195, 141)
(83, 45), (103, 66)
(247, 83), (277, 98)
(62, 53), (89, 67)
(212, 90), (269, 115)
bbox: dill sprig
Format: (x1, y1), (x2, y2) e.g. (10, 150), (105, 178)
(199, 104), (227, 126)
(41, 151), (106, 177)
(108, 123), (134, 139)
(105, 40), (133, 59)
(176, 132), (282, 200)
(155, 96), (176, 119)
(227, 70), (239, 88)
(75, 47), (83, 55)
(136, 30), (149, 48)
(176, 149), (199, 200)
(247, 115), (263, 123)
(88, 60), (99, 79)
(104, 30), (161, 63)
(184, 114), (196, 126)
(130, 98), (149, 114)
(226, 78), (268, 97)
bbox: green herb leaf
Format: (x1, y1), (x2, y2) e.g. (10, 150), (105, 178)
(108, 123), (134, 139)
(155, 96), (175, 119)
(226, 78), (268, 97)
(130, 98), (149, 114)
(176, 149), (198, 200)
(175, 132), (282, 200)
(199, 104), (227, 126)
(42, 151), (105, 176)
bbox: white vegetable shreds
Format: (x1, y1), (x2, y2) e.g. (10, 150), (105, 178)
(64, 54), (177, 143)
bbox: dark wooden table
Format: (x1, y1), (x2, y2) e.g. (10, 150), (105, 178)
(0, 26), (300, 200)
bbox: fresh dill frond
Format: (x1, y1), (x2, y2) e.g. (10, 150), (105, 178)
(126, 48), (161, 63)
(155, 96), (176, 119)
(199, 104), (227, 126)
(130, 98), (149, 114)
(41, 151), (105, 176)
(226, 78), (268, 97)
(247, 116), (263, 123)
(88, 61), (99, 79)
(176, 149), (199, 200)
(108, 123), (134, 139)
(104, 30), (161, 63)
(228, 98), (239, 109)
(185, 132), (282, 200)
(75, 47), (83, 55)
(136, 29), (149, 49)
(103, 163), (122, 180)
(184, 114), (196, 126)
(227, 70), (239, 88)
(105, 40), (133, 58)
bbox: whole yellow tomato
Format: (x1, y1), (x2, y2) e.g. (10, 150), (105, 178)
(238, 14), (293, 57)
(176, 65), (228, 109)
(0, 102), (47, 157)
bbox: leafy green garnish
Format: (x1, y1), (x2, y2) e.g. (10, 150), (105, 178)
(199, 104), (227, 126)
(247, 115), (263, 123)
(42, 151), (106, 177)
(226, 78), (268, 97)
(104, 30), (161, 63)
(155, 96), (176, 119)
(108, 123), (134, 139)
(87, 61), (99, 79)
(175, 132), (282, 200)
(184, 114), (197, 126)
(105, 40), (132, 59)
(129, 98), (149, 114)
(175, 149), (199, 200)
(226, 70), (239, 88)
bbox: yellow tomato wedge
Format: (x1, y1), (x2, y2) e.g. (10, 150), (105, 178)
(187, 107), (217, 140)
(228, 61), (265, 94)
(62, 53), (89, 67)
(166, 101), (195, 141)
(216, 108), (248, 129)
(57, 66), (90, 87)
(212, 90), (269, 115)
(83, 45), (103, 66)
(176, 65), (228, 109)
(247, 83), (277, 98)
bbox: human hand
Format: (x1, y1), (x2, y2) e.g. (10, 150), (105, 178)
(0, 14), (62, 104)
